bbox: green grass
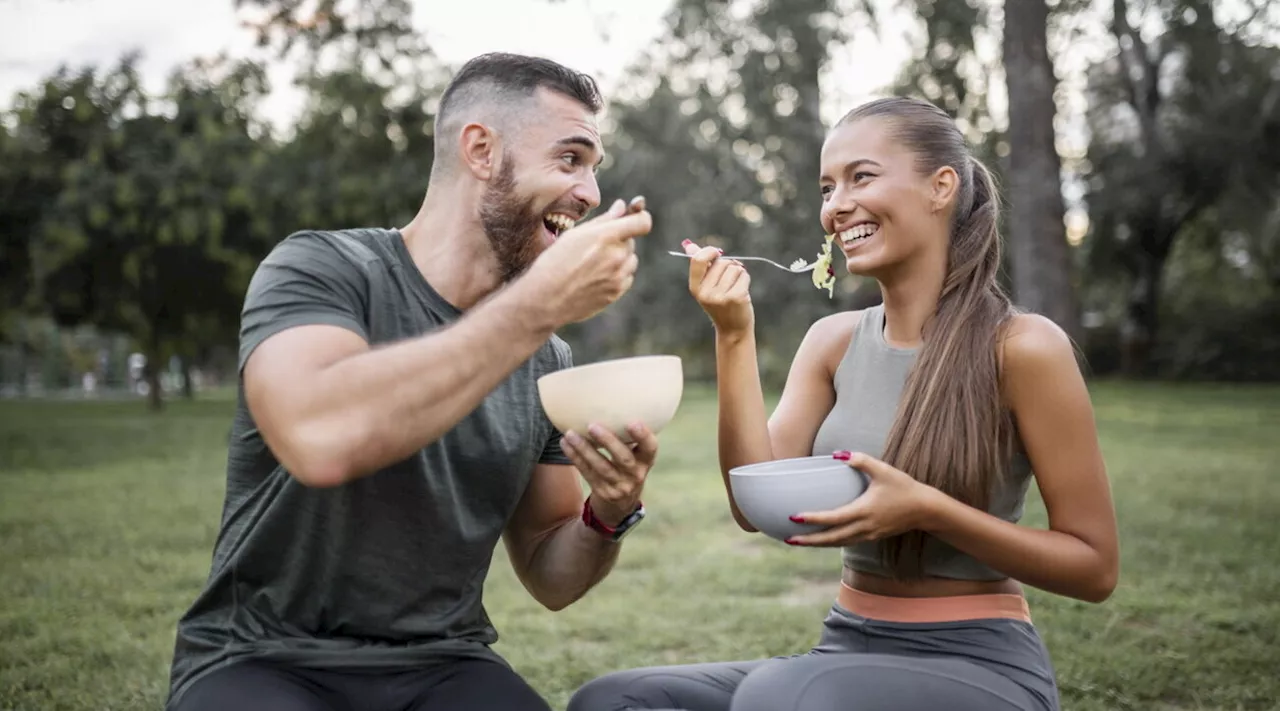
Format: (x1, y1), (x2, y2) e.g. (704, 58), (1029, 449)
(2, 382), (1278, 710)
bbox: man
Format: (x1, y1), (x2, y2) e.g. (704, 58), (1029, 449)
(165, 53), (657, 711)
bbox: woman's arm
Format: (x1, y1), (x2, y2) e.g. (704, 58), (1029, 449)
(788, 314), (1120, 603)
(714, 313), (855, 529)
(920, 314), (1120, 601)
(682, 242), (858, 531)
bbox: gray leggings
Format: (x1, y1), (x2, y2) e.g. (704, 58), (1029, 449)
(568, 603), (1059, 711)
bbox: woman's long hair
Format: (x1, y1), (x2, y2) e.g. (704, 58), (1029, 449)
(837, 98), (1017, 579)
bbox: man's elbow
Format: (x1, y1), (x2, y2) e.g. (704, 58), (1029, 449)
(538, 595), (575, 613)
(271, 416), (369, 488)
(288, 457), (353, 489)
(528, 581), (589, 612)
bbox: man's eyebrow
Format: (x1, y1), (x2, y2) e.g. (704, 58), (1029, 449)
(556, 135), (606, 167)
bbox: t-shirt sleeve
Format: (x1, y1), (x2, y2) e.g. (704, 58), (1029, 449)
(238, 231), (371, 372)
(538, 338), (575, 466)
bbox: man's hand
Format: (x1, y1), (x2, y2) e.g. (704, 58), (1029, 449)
(518, 197), (653, 327)
(560, 422), (658, 526)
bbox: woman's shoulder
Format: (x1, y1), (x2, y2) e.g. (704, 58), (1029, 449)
(801, 309), (869, 374)
(998, 313), (1081, 395)
(1000, 313), (1075, 361)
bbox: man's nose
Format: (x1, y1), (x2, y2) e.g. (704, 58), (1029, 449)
(574, 174), (602, 212)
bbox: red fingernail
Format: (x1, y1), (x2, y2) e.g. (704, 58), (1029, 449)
(716, 247), (724, 254)
(786, 538), (802, 546)
(833, 450), (851, 460)
(681, 239), (693, 247)
(789, 515), (805, 523)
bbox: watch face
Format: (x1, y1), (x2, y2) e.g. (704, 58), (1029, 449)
(611, 506), (646, 541)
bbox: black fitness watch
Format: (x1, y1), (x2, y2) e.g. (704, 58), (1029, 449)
(582, 498), (646, 542)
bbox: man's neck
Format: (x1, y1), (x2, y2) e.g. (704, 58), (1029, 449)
(399, 187), (505, 312)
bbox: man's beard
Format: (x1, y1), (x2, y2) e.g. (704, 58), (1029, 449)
(478, 157), (588, 283)
(478, 157), (548, 283)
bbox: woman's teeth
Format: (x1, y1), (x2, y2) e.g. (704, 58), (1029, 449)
(545, 213), (576, 236)
(839, 223), (879, 244)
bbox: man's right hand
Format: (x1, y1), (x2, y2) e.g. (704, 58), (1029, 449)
(518, 197), (653, 326)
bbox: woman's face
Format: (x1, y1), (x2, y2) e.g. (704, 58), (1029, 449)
(817, 117), (954, 279)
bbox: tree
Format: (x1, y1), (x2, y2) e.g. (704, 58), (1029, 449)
(1003, 0), (1080, 341)
(1081, 0), (1280, 374)
(31, 56), (274, 408)
(556, 0), (867, 382)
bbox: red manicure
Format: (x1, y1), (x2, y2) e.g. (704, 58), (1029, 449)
(681, 239), (693, 247)
(833, 450), (851, 461)
(789, 515), (805, 523)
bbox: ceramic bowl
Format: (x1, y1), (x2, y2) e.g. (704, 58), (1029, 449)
(537, 355), (684, 444)
(728, 456), (868, 541)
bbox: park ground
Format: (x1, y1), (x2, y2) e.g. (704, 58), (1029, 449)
(1, 382), (1278, 710)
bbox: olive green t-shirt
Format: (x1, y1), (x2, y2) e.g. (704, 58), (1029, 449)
(165, 228), (573, 708)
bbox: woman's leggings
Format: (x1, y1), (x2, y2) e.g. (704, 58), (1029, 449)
(568, 587), (1060, 711)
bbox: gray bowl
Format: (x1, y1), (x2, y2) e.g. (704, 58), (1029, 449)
(728, 456), (868, 541)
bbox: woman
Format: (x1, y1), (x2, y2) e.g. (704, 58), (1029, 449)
(568, 97), (1119, 711)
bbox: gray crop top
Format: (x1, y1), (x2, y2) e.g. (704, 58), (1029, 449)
(811, 304), (1034, 581)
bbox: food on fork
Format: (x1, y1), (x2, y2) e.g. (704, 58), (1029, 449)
(810, 234), (837, 297)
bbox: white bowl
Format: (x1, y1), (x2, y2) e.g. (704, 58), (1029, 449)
(728, 456), (868, 541)
(536, 355), (684, 444)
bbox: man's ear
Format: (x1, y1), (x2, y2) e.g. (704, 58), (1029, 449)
(930, 165), (960, 213)
(458, 122), (500, 180)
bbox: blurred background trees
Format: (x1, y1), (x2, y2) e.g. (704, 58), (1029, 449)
(2, 0), (1277, 407)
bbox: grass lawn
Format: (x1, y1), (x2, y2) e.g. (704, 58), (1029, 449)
(2, 381), (1278, 710)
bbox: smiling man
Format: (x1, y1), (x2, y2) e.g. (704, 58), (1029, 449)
(164, 53), (658, 711)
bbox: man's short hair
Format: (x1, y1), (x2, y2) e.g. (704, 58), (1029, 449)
(432, 53), (603, 171)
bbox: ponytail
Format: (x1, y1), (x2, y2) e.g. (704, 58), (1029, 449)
(878, 155), (1015, 578)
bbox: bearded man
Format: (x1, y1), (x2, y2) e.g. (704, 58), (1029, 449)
(164, 52), (657, 711)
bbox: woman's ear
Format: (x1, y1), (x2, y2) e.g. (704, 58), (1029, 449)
(930, 165), (960, 214)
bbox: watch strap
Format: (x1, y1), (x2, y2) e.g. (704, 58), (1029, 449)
(582, 497), (645, 541)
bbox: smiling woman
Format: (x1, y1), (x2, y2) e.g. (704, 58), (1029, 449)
(570, 95), (1119, 711)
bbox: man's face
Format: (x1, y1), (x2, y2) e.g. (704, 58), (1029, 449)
(478, 88), (604, 282)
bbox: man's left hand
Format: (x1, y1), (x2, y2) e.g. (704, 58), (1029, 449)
(561, 422), (658, 526)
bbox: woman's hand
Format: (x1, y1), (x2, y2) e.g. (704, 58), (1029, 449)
(683, 240), (754, 336)
(785, 451), (939, 546)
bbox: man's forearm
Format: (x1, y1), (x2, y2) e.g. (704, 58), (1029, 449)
(284, 280), (559, 485)
(520, 517), (622, 611)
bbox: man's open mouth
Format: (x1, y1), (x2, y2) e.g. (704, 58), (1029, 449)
(543, 213), (576, 239)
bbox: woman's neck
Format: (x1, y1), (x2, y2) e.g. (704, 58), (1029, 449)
(877, 250), (948, 348)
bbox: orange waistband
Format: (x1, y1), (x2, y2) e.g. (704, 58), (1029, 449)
(838, 582), (1032, 624)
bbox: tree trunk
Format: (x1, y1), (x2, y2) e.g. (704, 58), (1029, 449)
(1002, 0), (1081, 342)
(181, 355), (195, 399)
(143, 337), (164, 411)
(1120, 248), (1164, 377)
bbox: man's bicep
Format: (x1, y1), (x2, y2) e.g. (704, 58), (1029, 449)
(237, 232), (371, 373)
(244, 324), (369, 412)
(238, 233), (372, 431)
(503, 463), (583, 573)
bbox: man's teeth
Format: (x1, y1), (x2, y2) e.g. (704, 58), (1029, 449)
(546, 214), (576, 233)
(839, 224), (879, 244)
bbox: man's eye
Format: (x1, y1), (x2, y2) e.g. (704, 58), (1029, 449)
(562, 153), (580, 166)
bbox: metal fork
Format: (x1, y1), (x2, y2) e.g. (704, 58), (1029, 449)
(666, 250), (816, 273)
